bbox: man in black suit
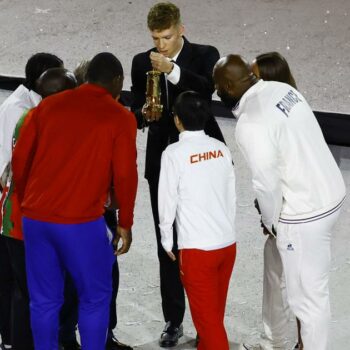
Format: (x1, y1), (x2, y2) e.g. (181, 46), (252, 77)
(131, 2), (225, 348)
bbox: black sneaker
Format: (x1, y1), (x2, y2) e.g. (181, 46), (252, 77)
(60, 339), (81, 350)
(0, 345), (12, 350)
(159, 322), (184, 348)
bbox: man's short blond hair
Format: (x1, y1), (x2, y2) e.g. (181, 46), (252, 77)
(147, 2), (181, 31)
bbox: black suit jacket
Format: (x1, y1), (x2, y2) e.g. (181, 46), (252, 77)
(131, 37), (224, 180)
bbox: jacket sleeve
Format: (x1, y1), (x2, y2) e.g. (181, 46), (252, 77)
(176, 46), (220, 98)
(130, 54), (147, 129)
(226, 149), (237, 225)
(236, 122), (283, 233)
(11, 109), (38, 203)
(0, 105), (25, 177)
(158, 149), (179, 252)
(112, 111), (138, 230)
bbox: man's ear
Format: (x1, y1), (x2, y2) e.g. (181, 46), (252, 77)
(174, 115), (185, 132)
(178, 24), (185, 36)
(111, 75), (124, 100)
(113, 75), (124, 85)
(226, 81), (235, 96)
(113, 75), (124, 92)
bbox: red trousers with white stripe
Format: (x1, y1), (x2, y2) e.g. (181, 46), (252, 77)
(179, 243), (236, 350)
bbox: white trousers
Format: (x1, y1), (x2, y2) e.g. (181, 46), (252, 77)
(262, 236), (292, 349)
(276, 209), (340, 350)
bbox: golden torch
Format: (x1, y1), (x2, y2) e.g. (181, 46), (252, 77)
(144, 70), (163, 120)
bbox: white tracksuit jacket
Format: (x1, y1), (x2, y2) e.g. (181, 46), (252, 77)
(235, 80), (346, 233)
(158, 130), (236, 252)
(0, 85), (41, 177)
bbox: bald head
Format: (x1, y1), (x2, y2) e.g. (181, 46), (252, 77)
(214, 55), (253, 82)
(213, 54), (257, 109)
(36, 68), (77, 98)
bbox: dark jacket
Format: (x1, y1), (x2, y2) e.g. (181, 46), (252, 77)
(131, 37), (224, 179)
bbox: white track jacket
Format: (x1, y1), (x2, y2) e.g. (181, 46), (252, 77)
(158, 130), (236, 252)
(235, 80), (346, 233)
(0, 85), (41, 177)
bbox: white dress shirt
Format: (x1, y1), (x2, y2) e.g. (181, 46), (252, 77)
(165, 38), (184, 85)
(235, 80), (346, 232)
(0, 85), (41, 176)
(158, 130), (236, 252)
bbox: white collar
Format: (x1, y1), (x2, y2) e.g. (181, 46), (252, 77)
(28, 89), (42, 107)
(179, 130), (205, 140)
(15, 84), (42, 108)
(233, 79), (265, 118)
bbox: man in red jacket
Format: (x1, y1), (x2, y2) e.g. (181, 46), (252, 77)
(12, 52), (138, 350)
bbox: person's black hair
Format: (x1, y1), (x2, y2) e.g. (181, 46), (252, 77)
(86, 52), (123, 85)
(25, 53), (63, 92)
(255, 52), (297, 89)
(173, 91), (210, 131)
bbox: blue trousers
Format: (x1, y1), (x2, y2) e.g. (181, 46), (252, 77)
(60, 209), (119, 343)
(23, 217), (115, 350)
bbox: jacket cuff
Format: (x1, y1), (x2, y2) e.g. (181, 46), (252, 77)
(161, 234), (173, 252)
